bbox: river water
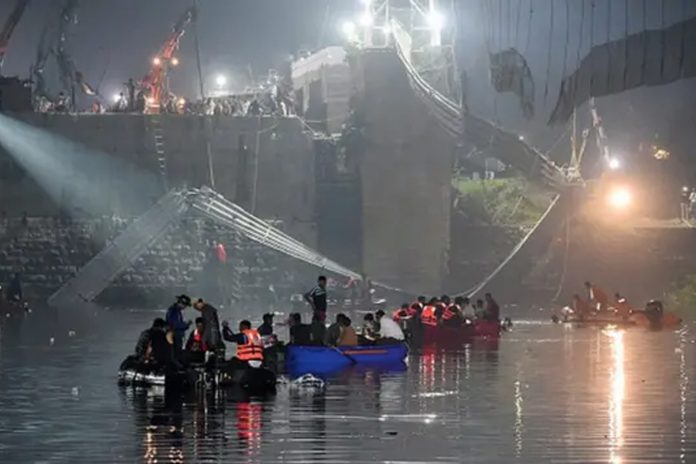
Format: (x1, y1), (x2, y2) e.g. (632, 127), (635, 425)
(0, 307), (695, 463)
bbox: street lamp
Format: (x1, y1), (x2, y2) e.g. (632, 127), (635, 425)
(171, 57), (180, 66)
(608, 157), (621, 170)
(341, 20), (356, 39)
(427, 10), (445, 30)
(215, 74), (227, 88)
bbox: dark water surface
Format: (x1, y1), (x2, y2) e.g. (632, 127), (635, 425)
(1, 308), (696, 463)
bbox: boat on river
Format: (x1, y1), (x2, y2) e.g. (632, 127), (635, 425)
(285, 343), (408, 375)
(421, 320), (503, 346)
(117, 356), (277, 394)
(554, 300), (681, 330)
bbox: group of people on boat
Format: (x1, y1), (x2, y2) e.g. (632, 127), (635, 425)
(564, 281), (667, 325)
(287, 309), (405, 347)
(129, 294), (276, 373)
(392, 292), (501, 328)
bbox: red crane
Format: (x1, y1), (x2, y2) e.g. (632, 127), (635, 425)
(140, 6), (195, 113)
(0, 0), (30, 72)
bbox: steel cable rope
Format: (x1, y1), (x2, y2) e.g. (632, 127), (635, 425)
(514, 0), (522, 49)
(543, 0), (554, 104)
(561, 0), (570, 82)
(604, 0), (612, 91)
(551, 207), (570, 302)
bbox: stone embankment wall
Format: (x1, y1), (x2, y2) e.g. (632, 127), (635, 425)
(0, 216), (314, 307)
(0, 113), (317, 247)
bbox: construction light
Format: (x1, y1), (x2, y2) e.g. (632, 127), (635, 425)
(360, 0), (372, 5)
(171, 57), (180, 66)
(608, 186), (632, 210)
(608, 157), (621, 170)
(383, 23), (392, 35)
(112, 93), (121, 103)
(146, 97), (156, 106)
(342, 20), (356, 38)
(153, 57), (162, 66)
(215, 74), (227, 88)
(427, 10), (445, 30)
(359, 12), (373, 27)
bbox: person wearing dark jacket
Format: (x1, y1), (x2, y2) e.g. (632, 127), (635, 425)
(6, 273), (22, 302)
(258, 313), (274, 336)
(134, 318), (171, 368)
(193, 298), (223, 355)
(288, 313), (312, 345)
(166, 295), (192, 358)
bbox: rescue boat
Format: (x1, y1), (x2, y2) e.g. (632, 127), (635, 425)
(554, 300), (681, 330)
(421, 320), (503, 346)
(285, 343), (408, 375)
(117, 356), (277, 394)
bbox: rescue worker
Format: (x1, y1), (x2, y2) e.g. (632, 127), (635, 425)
(193, 298), (223, 356)
(222, 320), (264, 367)
(421, 298), (439, 327)
(166, 294), (192, 357)
(585, 281), (610, 312)
(258, 313), (274, 336)
(614, 293), (633, 319)
(304, 275), (328, 322)
(572, 293), (591, 320)
(325, 313), (343, 346)
(435, 295), (450, 323)
(134, 318), (173, 369)
(483, 293), (500, 322)
(442, 297), (464, 326)
(392, 303), (412, 322)
(458, 296), (473, 319)
(6, 272), (22, 302)
(412, 295), (426, 314)
(288, 312), (312, 345)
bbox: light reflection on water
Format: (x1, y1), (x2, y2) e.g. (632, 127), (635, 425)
(0, 311), (695, 463)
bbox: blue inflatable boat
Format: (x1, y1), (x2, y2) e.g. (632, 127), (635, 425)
(286, 344), (409, 375)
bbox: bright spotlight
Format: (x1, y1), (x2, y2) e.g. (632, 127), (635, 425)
(171, 57), (180, 66)
(359, 13), (373, 27)
(152, 56), (161, 66)
(112, 93), (121, 103)
(215, 74), (227, 88)
(383, 23), (391, 35)
(608, 186), (632, 209)
(342, 20), (356, 37)
(608, 157), (621, 170)
(427, 10), (445, 30)
(360, 0), (372, 5)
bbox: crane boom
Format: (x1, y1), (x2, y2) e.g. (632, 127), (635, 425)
(0, 0), (30, 71)
(140, 6), (195, 113)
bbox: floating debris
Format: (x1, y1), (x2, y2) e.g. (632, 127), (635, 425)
(290, 373), (325, 390)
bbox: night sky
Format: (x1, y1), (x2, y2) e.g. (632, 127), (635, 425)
(2, 0), (696, 164)
(0, 0), (358, 98)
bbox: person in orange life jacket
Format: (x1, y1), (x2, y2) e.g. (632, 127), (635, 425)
(614, 293), (633, 319)
(185, 317), (206, 364)
(413, 296), (426, 313)
(393, 303), (412, 322)
(434, 295), (450, 323)
(442, 296), (465, 326)
(222, 320), (264, 367)
(186, 317), (206, 352)
(421, 297), (439, 326)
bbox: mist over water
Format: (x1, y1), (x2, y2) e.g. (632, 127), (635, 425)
(1, 308), (695, 463)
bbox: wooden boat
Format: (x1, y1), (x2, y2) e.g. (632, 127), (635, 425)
(555, 301), (681, 330)
(285, 343), (408, 375)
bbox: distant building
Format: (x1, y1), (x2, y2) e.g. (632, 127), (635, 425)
(0, 77), (32, 113)
(291, 47), (351, 135)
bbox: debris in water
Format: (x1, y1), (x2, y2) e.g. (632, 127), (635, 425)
(71, 387), (80, 396)
(49, 337), (55, 345)
(290, 373), (325, 390)
(68, 330), (76, 337)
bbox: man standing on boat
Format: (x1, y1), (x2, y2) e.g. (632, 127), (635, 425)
(585, 281), (609, 312)
(304, 275), (328, 322)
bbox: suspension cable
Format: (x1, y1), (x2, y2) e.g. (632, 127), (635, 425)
(543, 0), (555, 103)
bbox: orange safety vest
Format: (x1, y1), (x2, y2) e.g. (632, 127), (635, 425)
(421, 305), (437, 326)
(442, 305), (459, 321)
(237, 329), (264, 361)
(190, 328), (207, 352)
